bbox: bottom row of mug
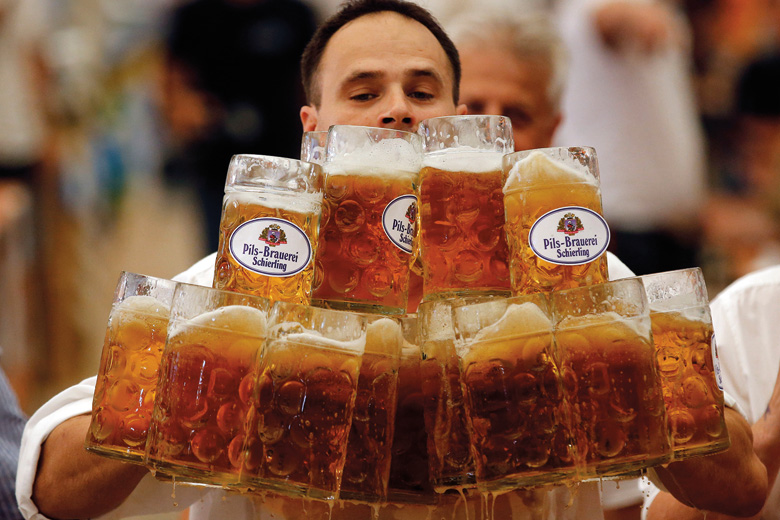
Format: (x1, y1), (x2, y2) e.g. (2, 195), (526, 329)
(84, 268), (730, 503)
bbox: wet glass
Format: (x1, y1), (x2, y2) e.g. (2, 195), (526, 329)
(85, 272), (176, 464)
(213, 154), (324, 305)
(145, 283), (270, 487)
(503, 147), (610, 295)
(452, 294), (576, 491)
(418, 115), (514, 301)
(341, 315), (403, 502)
(386, 314), (438, 504)
(552, 278), (671, 479)
(311, 125), (422, 315)
(240, 301), (367, 500)
(418, 299), (476, 492)
(641, 268), (729, 460)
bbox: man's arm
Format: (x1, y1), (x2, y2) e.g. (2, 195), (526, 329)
(32, 414), (148, 519)
(647, 407), (768, 519)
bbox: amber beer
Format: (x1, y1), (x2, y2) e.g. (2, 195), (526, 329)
(418, 299), (475, 491)
(418, 115), (514, 301)
(552, 279), (671, 478)
(213, 154), (323, 305)
(341, 317), (402, 502)
(311, 125), (422, 315)
(145, 284), (269, 486)
(241, 302), (367, 500)
(503, 147), (610, 295)
(452, 296), (576, 491)
(642, 269), (729, 459)
(387, 315), (438, 503)
(85, 273), (176, 463)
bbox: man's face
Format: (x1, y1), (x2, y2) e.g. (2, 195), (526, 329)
(300, 11), (466, 132)
(459, 45), (561, 152)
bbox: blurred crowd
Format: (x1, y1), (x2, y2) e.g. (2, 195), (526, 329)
(0, 0), (778, 417)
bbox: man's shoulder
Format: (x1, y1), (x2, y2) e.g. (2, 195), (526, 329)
(712, 265), (780, 308)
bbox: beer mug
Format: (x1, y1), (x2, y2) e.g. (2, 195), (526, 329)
(341, 316), (403, 502)
(418, 299), (475, 491)
(145, 283), (270, 487)
(240, 301), (367, 500)
(641, 268), (729, 460)
(85, 272), (176, 463)
(300, 130), (328, 165)
(213, 154), (324, 305)
(311, 125), (422, 315)
(451, 294), (576, 491)
(417, 115), (514, 301)
(552, 279), (671, 479)
(503, 147), (610, 295)
(387, 314), (438, 504)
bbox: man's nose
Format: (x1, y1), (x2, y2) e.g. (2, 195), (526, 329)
(377, 90), (415, 130)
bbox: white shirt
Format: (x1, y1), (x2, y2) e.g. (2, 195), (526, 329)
(16, 252), (634, 519)
(553, 0), (706, 231)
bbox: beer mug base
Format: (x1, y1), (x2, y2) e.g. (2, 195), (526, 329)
(579, 451), (672, 481)
(84, 444), (146, 466)
(151, 470), (227, 490)
(242, 476), (338, 502)
(386, 489), (441, 505)
(146, 458), (241, 489)
(310, 298), (406, 316)
(477, 468), (577, 494)
(431, 475), (477, 494)
(421, 288), (510, 304)
(672, 437), (731, 462)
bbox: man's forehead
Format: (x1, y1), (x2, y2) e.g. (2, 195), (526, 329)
(320, 11), (453, 81)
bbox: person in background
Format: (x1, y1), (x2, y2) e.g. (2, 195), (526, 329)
(160, 0), (317, 252)
(448, 10), (566, 152)
(553, 0), (707, 277)
(0, 363), (26, 520)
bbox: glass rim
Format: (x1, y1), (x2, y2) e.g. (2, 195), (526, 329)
(226, 153), (324, 192)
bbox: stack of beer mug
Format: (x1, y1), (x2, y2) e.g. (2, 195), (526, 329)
(81, 115), (729, 511)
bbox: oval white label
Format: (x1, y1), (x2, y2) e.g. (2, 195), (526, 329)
(229, 217), (313, 277)
(382, 194), (416, 254)
(528, 206), (610, 265)
(711, 333), (724, 391)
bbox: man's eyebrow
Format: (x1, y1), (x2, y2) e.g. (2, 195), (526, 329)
(342, 70), (384, 85)
(408, 68), (444, 83)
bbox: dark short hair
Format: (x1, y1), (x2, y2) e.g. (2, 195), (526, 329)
(300, 0), (461, 106)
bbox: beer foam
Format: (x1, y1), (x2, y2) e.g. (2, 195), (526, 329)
(326, 138), (421, 176)
(422, 149), (504, 173)
(557, 311), (650, 339)
(179, 305), (267, 337)
(225, 190), (322, 215)
(503, 150), (594, 192)
(366, 318), (403, 356)
(276, 328), (366, 354)
(113, 295), (171, 319)
(474, 302), (552, 342)
(422, 305), (455, 342)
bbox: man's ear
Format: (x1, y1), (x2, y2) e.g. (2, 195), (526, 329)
(300, 105), (319, 132)
(456, 103), (468, 116)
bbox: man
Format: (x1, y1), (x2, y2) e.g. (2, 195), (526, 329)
(17, 2), (466, 519)
(16, 2), (765, 519)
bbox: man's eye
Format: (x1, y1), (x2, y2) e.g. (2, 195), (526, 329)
(409, 91), (434, 101)
(350, 93), (376, 101)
